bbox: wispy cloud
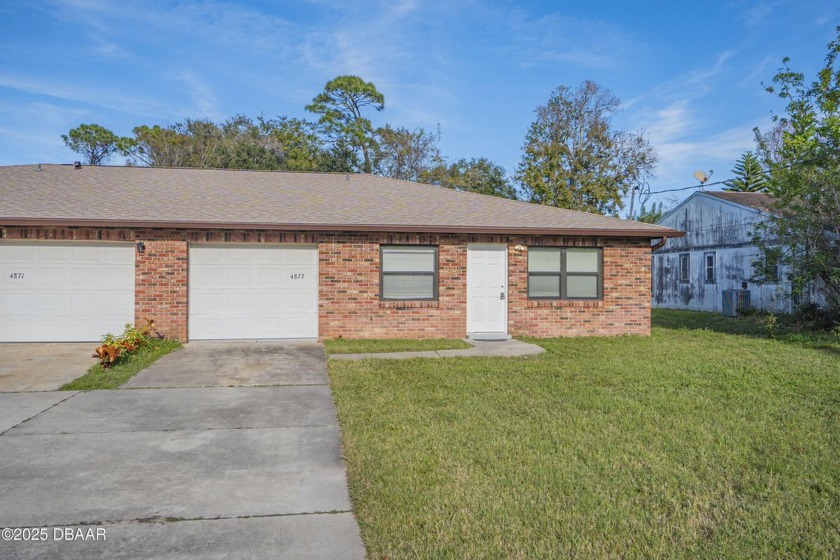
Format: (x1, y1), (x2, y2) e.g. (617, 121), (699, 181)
(173, 71), (222, 120)
(493, 8), (646, 71)
(0, 74), (167, 116)
(741, 0), (786, 27)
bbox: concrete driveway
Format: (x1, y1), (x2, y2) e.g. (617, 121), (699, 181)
(0, 343), (96, 392)
(0, 342), (365, 559)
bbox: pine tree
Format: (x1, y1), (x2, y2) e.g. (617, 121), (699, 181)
(723, 151), (768, 192)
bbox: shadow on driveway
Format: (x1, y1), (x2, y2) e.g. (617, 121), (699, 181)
(123, 340), (327, 388)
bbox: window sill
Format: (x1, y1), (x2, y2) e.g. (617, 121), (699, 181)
(379, 300), (440, 309)
(527, 299), (603, 308)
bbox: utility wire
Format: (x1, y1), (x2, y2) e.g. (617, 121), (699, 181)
(650, 159), (809, 195)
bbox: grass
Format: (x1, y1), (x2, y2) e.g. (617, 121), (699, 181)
(324, 337), (472, 355)
(328, 309), (840, 558)
(60, 338), (182, 390)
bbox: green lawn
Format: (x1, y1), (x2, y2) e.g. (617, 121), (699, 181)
(328, 309), (840, 558)
(60, 338), (182, 390)
(324, 337), (472, 355)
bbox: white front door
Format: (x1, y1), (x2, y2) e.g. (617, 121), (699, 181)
(189, 244), (318, 340)
(467, 244), (507, 334)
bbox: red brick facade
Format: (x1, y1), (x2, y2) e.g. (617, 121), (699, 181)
(2, 227), (651, 341)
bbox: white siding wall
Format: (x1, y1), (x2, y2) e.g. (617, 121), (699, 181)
(652, 193), (795, 313)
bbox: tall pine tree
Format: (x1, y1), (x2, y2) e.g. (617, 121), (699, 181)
(723, 151), (768, 192)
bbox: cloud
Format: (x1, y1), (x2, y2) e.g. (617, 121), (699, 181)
(493, 8), (646, 71)
(741, 0), (785, 27)
(0, 74), (167, 116)
(173, 71), (222, 120)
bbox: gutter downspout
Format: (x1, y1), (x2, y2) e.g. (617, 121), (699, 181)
(651, 236), (669, 251)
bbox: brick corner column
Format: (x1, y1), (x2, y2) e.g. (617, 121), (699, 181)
(135, 240), (188, 342)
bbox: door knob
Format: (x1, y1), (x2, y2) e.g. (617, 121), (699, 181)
(500, 292), (505, 300)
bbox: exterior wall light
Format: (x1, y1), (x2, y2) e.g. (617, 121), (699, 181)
(136, 241), (146, 254)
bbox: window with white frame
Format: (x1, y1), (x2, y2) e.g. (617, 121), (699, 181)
(679, 253), (690, 283)
(380, 245), (438, 300)
(704, 251), (716, 284)
(528, 247), (602, 300)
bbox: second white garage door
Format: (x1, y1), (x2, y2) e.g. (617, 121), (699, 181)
(189, 244), (318, 340)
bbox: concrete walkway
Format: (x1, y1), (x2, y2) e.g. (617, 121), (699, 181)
(329, 338), (545, 360)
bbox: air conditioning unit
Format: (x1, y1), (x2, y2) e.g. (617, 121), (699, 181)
(722, 289), (751, 317)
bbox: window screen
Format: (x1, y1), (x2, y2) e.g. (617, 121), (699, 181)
(380, 246), (438, 300)
(528, 247), (601, 300)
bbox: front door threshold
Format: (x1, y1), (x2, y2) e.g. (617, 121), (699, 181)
(467, 332), (512, 342)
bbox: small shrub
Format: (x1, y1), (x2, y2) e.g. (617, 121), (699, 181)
(92, 318), (159, 368)
(794, 303), (840, 332)
(764, 313), (778, 339)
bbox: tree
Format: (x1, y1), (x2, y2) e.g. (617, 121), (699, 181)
(750, 26), (840, 313)
(259, 116), (329, 171)
(723, 151), (768, 192)
(62, 124), (122, 165)
(306, 75), (384, 174)
(121, 124), (189, 167)
(635, 201), (665, 224)
(424, 157), (517, 199)
(517, 80), (657, 215)
(374, 125), (442, 182)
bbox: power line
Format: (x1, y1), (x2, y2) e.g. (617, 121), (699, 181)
(649, 159), (808, 196)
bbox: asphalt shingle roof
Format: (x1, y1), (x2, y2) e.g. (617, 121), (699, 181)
(705, 191), (776, 213)
(0, 164), (682, 237)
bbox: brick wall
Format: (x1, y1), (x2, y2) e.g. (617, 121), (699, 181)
(2, 227), (651, 340)
(135, 240), (188, 341)
(507, 238), (652, 337)
(318, 233), (469, 339)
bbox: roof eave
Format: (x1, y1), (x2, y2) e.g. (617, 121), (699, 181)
(0, 218), (684, 238)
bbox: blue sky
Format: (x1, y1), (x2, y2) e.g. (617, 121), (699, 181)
(1, 1), (838, 212)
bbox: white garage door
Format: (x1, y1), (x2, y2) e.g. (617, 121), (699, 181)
(0, 242), (135, 342)
(189, 244), (318, 340)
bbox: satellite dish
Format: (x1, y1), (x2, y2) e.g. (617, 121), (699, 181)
(693, 170), (709, 184)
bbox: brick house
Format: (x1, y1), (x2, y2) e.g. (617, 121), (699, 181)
(0, 164), (682, 342)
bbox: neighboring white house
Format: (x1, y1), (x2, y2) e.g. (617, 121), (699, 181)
(652, 191), (800, 313)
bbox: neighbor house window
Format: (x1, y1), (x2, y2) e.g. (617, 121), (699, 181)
(380, 245), (438, 300)
(679, 253), (690, 283)
(528, 247), (601, 300)
(704, 252), (716, 284)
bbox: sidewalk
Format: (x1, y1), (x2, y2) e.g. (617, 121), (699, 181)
(328, 339), (545, 360)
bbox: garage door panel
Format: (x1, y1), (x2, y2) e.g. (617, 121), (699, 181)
(256, 268), (284, 285)
(189, 245), (317, 340)
(226, 267), (255, 285)
(285, 291), (317, 312)
(71, 267), (104, 286)
(0, 243), (134, 342)
(258, 292), (287, 311)
(104, 266), (135, 285)
(37, 267), (66, 286)
(285, 246), (317, 263)
(3, 245), (36, 260)
(287, 315), (318, 338)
